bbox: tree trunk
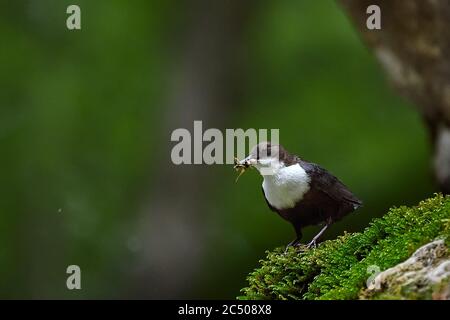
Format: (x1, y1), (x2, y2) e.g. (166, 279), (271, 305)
(339, 0), (450, 193)
(129, 0), (255, 298)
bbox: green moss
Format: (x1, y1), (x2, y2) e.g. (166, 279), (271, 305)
(239, 194), (450, 300)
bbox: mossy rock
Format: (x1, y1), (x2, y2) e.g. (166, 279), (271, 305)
(361, 239), (450, 300)
(239, 194), (450, 300)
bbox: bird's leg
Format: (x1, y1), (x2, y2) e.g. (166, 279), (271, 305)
(306, 218), (332, 249)
(284, 227), (302, 253)
(284, 238), (301, 253)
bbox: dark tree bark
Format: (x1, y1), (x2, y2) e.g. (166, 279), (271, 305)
(129, 0), (255, 298)
(339, 0), (450, 193)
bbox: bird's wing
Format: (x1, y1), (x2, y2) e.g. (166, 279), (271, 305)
(300, 160), (363, 208)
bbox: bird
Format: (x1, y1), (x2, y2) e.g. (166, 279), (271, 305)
(235, 142), (362, 249)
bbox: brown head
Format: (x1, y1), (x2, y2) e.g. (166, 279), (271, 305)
(238, 142), (293, 175)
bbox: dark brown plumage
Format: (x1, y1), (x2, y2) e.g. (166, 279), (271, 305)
(239, 142), (362, 248)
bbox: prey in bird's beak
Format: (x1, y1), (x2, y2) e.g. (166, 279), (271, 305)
(233, 156), (254, 182)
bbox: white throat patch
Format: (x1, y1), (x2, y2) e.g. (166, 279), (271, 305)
(262, 163), (310, 210)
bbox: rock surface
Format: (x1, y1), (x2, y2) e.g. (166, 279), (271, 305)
(362, 239), (450, 299)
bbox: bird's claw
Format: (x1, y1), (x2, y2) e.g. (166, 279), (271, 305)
(284, 239), (302, 253)
(306, 239), (317, 249)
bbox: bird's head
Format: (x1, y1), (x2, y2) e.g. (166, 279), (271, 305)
(237, 142), (285, 176)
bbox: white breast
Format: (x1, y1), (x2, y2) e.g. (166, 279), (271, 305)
(262, 163), (311, 210)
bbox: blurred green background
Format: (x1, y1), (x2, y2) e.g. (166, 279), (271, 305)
(0, 0), (434, 298)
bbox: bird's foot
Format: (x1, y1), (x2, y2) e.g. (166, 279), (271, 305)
(305, 239), (317, 249)
(304, 220), (331, 249)
(284, 239), (301, 253)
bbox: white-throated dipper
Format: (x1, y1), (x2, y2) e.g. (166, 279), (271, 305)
(235, 142), (362, 249)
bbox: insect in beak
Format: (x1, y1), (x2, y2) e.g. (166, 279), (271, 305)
(233, 157), (251, 182)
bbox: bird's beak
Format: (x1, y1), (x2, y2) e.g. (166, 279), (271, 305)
(238, 157), (248, 166)
(239, 156), (257, 167)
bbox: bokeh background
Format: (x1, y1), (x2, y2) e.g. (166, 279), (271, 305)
(0, 0), (434, 298)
